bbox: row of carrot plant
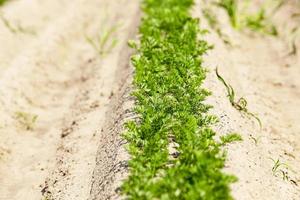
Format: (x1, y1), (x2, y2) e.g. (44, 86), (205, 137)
(122, 0), (239, 199)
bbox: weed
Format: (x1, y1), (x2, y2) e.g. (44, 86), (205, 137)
(269, 158), (293, 181)
(216, 68), (262, 128)
(249, 134), (261, 146)
(216, 0), (238, 28)
(15, 111), (38, 131)
(245, 9), (278, 36)
(122, 0), (237, 199)
(0, 14), (36, 35)
(85, 25), (118, 56)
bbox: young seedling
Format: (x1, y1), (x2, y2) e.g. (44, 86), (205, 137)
(216, 0), (238, 28)
(215, 0), (278, 36)
(0, 14), (36, 35)
(270, 158), (292, 180)
(15, 111), (38, 131)
(245, 8), (278, 36)
(249, 134), (262, 146)
(85, 25), (119, 56)
(216, 68), (262, 129)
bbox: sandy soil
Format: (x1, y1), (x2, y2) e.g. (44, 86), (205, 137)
(194, 0), (300, 199)
(0, 0), (299, 200)
(0, 0), (139, 199)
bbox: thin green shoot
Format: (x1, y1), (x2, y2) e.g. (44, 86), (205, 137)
(85, 25), (119, 56)
(0, 14), (36, 35)
(271, 158), (288, 174)
(269, 158), (294, 181)
(249, 134), (262, 146)
(216, 0), (238, 28)
(216, 68), (262, 129)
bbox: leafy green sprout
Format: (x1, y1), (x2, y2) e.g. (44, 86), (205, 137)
(85, 25), (119, 56)
(15, 111), (38, 130)
(270, 158), (291, 181)
(216, 68), (262, 129)
(244, 8), (278, 36)
(220, 133), (242, 145)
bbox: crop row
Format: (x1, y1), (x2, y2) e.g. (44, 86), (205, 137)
(122, 0), (237, 199)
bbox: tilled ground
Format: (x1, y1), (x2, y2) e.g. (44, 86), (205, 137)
(194, 0), (300, 199)
(0, 0), (139, 199)
(0, 0), (299, 200)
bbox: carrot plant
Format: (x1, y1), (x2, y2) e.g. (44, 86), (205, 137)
(122, 0), (238, 199)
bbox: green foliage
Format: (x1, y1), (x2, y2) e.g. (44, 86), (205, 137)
(122, 0), (238, 199)
(220, 133), (242, 145)
(0, 0), (7, 6)
(216, 68), (262, 128)
(244, 8), (277, 36)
